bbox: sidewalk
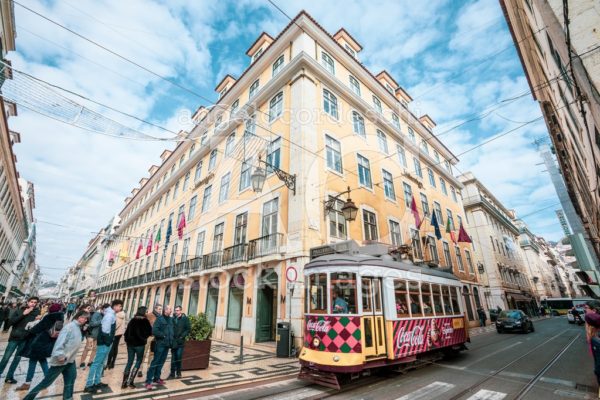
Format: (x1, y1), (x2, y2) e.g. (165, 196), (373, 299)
(468, 315), (553, 337)
(0, 334), (298, 400)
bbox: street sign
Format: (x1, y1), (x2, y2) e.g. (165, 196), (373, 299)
(286, 266), (297, 282)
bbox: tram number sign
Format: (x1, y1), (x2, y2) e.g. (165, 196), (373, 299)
(286, 266), (298, 282)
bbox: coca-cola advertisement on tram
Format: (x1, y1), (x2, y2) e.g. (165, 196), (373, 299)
(393, 317), (466, 358)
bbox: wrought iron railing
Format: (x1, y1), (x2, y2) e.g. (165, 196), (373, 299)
(222, 243), (248, 265)
(202, 250), (223, 269)
(248, 233), (283, 260)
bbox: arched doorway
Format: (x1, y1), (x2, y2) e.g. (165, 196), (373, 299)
(462, 286), (475, 321)
(164, 285), (172, 307)
(473, 287), (481, 308)
(256, 268), (278, 342)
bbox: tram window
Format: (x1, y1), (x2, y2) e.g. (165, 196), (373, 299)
(308, 274), (327, 314)
(421, 283), (434, 316)
(394, 280), (410, 317)
(362, 278), (373, 313)
(450, 287), (460, 314)
(431, 284), (443, 315)
(408, 281), (423, 317)
(442, 286), (453, 314)
(331, 272), (357, 314)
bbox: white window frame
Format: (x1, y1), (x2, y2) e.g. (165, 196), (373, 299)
(323, 89), (339, 119)
(272, 55), (284, 76)
(357, 154), (373, 189)
(382, 169), (396, 200)
(325, 134), (343, 173)
(249, 79), (260, 99)
(377, 130), (389, 153)
(349, 75), (361, 96)
(269, 91), (283, 122)
(321, 51), (335, 74)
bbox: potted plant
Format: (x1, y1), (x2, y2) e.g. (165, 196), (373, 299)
(182, 313), (213, 370)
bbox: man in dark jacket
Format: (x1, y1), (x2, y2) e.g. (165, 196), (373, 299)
(145, 305), (173, 390)
(0, 296), (40, 383)
(168, 306), (190, 379)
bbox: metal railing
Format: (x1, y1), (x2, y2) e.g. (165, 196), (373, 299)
(248, 233), (283, 260)
(223, 243), (248, 265)
(202, 250), (223, 270)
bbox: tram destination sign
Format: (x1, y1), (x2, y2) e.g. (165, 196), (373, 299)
(309, 241), (360, 259)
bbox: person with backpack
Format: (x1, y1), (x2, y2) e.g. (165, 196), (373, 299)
(15, 303), (65, 391)
(122, 306), (152, 388)
(0, 296), (40, 384)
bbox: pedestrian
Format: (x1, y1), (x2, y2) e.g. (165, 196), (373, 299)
(0, 296), (40, 384)
(3, 302), (17, 332)
(106, 308), (126, 369)
(16, 303), (65, 391)
(66, 301), (76, 320)
(145, 305), (173, 390)
(122, 306), (152, 389)
(83, 299), (123, 393)
(79, 304), (103, 369)
(584, 300), (600, 398)
(22, 310), (89, 400)
(0, 303), (7, 331)
(169, 305), (190, 379)
(139, 303), (163, 378)
(477, 307), (487, 327)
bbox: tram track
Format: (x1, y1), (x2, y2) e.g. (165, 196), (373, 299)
(446, 328), (579, 400)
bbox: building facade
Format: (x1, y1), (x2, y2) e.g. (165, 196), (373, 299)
(501, 0), (600, 260)
(94, 12), (483, 347)
(459, 172), (537, 314)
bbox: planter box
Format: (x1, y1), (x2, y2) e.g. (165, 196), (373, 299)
(181, 339), (211, 370)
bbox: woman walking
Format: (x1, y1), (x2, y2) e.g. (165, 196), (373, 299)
(106, 308), (126, 369)
(122, 306), (152, 388)
(16, 304), (64, 391)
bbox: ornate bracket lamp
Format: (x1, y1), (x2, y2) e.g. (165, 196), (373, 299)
(323, 186), (359, 222)
(251, 155), (296, 195)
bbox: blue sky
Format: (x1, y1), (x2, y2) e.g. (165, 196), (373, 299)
(8, 0), (563, 281)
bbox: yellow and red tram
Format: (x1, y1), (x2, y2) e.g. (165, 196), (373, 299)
(299, 242), (469, 388)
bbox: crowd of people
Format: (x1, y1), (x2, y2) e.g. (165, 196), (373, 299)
(0, 297), (192, 399)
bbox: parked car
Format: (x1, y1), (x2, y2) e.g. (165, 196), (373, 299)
(567, 306), (585, 324)
(496, 310), (535, 333)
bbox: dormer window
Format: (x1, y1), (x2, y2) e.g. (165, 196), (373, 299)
(344, 44), (356, 58)
(253, 47), (264, 62)
(321, 51), (335, 74)
(219, 87), (228, 98)
(385, 83), (394, 94)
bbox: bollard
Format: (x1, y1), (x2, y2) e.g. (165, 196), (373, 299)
(240, 335), (244, 364)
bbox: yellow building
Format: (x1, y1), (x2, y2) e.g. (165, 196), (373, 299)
(96, 11), (483, 347)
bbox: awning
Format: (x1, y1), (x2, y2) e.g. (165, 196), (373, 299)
(506, 293), (533, 302)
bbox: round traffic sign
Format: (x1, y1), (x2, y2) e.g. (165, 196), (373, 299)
(286, 266), (298, 282)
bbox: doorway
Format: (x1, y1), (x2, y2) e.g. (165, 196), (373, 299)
(256, 269), (278, 343)
(205, 277), (219, 325)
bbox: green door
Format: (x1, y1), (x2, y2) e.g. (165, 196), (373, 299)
(256, 270), (278, 342)
(206, 287), (219, 325)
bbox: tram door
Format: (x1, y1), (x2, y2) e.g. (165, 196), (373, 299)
(361, 277), (386, 358)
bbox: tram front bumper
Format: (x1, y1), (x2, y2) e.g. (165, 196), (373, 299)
(299, 347), (365, 373)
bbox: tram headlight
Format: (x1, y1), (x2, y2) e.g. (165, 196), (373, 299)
(333, 355), (340, 362)
(312, 337), (321, 348)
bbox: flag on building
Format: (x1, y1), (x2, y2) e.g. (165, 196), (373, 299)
(108, 250), (115, 262)
(446, 218), (457, 243)
(154, 227), (161, 252)
(431, 211), (442, 240)
(136, 239), (143, 259)
(178, 212), (186, 239)
(458, 223), (472, 243)
(410, 196), (422, 229)
(146, 235), (153, 255)
(119, 241), (129, 261)
(165, 220), (172, 250)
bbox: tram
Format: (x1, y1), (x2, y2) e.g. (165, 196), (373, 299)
(299, 241), (469, 388)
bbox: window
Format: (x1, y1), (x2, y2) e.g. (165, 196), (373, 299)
(225, 133), (235, 156)
(457, 215), (463, 228)
(413, 157), (423, 178)
(411, 228), (423, 259)
(491, 236), (496, 252)
(208, 150), (218, 171)
(408, 127), (415, 142)
(261, 198), (279, 246)
(321, 51), (335, 74)
(465, 250), (474, 273)
(352, 111), (365, 137)
(245, 116), (255, 139)
(200, 132), (207, 145)
(363, 210), (378, 241)
(249, 79), (259, 99)
(230, 99), (239, 115)
(349, 75), (361, 95)
(226, 276), (244, 330)
(272, 55), (284, 76)
(215, 115), (222, 127)
(443, 242), (452, 267)
(434, 151), (440, 163)
(195, 231), (205, 257)
(408, 281), (423, 317)
(397, 144), (407, 167)
(434, 201), (443, 224)
(421, 283), (434, 316)
(427, 236), (439, 263)
(444, 160), (451, 171)
(173, 180), (179, 200)
(239, 158), (251, 191)
(323, 89), (339, 119)
(325, 135), (342, 173)
(182, 172), (190, 191)
(372, 96), (382, 114)
(385, 83), (394, 94)
(213, 222), (224, 251)
(389, 220), (401, 246)
(253, 47), (263, 61)
(330, 272), (357, 314)
(188, 144), (195, 158)
(269, 92), (283, 121)
(456, 246), (464, 271)
(194, 161), (203, 182)
(446, 209), (455, 230)
(394, 280), (409, 317)
(329, 197), (347, 239)
(357, 154), (372, 188)
(308, 273), (327, 313)
(182, 238), (190, 261)
(392, 113), (400, 130)
(428, 168), (436, 187)
(451, 186), (458, 202)
(377, 130), (389, 153)
(266, 137), (281, 171)
(201, 185), (212, 212)
(382, 169), (395, 200)
(344, 43), (355, 57)
(403, 182), (412, 208)
(420, 139), (429, 155)
(219, 173), (230, 203)
(420, 193), (430, 217)
(179, 156), (185, 168)
(188, 195), (197, 220)
(439, 178), (448, 195)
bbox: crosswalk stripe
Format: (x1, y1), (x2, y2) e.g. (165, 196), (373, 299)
(465, 389), (507, 400)
(395, 381), (456, 400)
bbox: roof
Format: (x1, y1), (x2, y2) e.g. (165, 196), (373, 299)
(376, 70), (399, 89)
(333, 28), (363, 51)
(245, 32), (274, 56)
(214, 74), (237, 93)
(395, 86), (413, 102)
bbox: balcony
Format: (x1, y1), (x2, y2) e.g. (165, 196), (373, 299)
(223, 243), (248, 266)
(203, 250), (223, 269)
(248, 233), (284, 260)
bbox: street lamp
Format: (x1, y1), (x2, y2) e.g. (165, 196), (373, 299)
(251, 155), (296, 195)
(323, 186), (359, 222)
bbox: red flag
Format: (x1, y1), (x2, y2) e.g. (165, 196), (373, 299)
(450, 231), (457, 244)
(410, 196), (423, 229)
(457, 223), (472, 243)
(136, 240), (143, 259)
(146, 236), (153, 255)
(177, 212), (186, 239)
